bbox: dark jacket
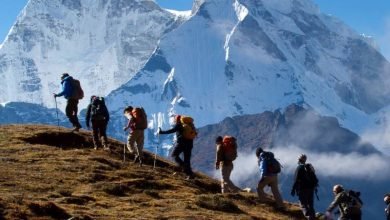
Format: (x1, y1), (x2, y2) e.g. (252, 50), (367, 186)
(292, 163), (315, 193)
(386, 202), (390, 220)
(85, 100), (109, 127)
(56, 76), (73, 99)
(159, 123), (186, 143)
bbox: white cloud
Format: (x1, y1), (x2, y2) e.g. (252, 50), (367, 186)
(215, 146), (390, 188)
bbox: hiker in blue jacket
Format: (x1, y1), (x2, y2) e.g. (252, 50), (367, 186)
(54, 73), (82, 132)
(256, 148), (285, 210)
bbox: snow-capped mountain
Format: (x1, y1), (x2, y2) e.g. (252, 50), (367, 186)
(0, 0), (186, 110)
(105, 0), (390, 153)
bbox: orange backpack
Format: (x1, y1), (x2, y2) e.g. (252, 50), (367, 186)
(180, 115), (197, 140)
(222, 136), (237, 161)
(131, 107), (148, 130)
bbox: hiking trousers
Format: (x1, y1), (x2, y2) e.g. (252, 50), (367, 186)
(66, 98), (81, 128)
(298, 188), (315, 220)
(257, 175), (284, 208)
(171, 140), (193, 176)
(220, 161), (240, 193)
(127, 129), (144, 160)
(92, 119), (108, 148)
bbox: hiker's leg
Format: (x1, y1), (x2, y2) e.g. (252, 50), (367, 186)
(99, 121), (108, 149)
(298, 189), (314, 219)
(67, 99), (81, 128)
(225, 163), (240, 192)
(91, 121), (100, 149)
(171, 144), (184, 168)
(135, 130), (144, 161)
(65, 99), (76, 126)
(257, 176), (271, 200)
(127, 133), (135, 153)
(269, 175), (284, 208)
(182, 142), (193, 176)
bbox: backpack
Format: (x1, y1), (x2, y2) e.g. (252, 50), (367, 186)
(262, 152), (281, 174)
(71, 78), (84, 100)
(180, 115), (197, 140)
(222, 136), (237, 161)
(342, 190), (363, 216)
(302, 163), (319, 188)
(132, 107), (148, 130)
(90, 97), (107, 121)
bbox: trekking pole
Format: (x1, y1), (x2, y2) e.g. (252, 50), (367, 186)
(315, 188), (320, 201)
(54, 96), (60, 132)
(123, 132), (126, 163)
(153, 133), (159, 169)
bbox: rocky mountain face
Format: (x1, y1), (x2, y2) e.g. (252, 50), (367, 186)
(192, 103), (379, 172)
(104, 0), (390, 146)
(0, 0), (183, 110)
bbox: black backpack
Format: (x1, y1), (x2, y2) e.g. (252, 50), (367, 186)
(302, 163), (319, 188)
(261, 152), (281, 174)
(342, 190), (363, 216)
(90, 97), (107, 121)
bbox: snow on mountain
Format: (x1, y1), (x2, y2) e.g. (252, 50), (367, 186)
(105, 0), (390, 150)
(0, 0), (183, 110)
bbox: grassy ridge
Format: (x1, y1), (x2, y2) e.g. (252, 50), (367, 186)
(0, 125), (304, 219)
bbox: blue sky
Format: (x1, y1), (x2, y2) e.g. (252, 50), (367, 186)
(1, 0), (389, 59)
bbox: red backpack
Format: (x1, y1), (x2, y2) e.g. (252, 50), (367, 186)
(131, 107), (148, 130)
(222, 136), (237, 161)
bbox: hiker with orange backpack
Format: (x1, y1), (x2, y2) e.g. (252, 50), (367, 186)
(215, 136), (241, 193)
(256, 147), (285, 210)
(53, 73), (83, 132)
(158, 115), (197, 180)
(123, 106), (147, 166)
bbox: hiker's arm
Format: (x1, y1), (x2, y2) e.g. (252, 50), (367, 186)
(327, 194), (341, 213)
(159, 124), (179, 134)
(85, 104), (91, 128)
(291, 166), (300, 196)
(215, 144), (223, 169)
(259, 160), (267, 177)
(56, 80), (71, 97)
(104, 105), (110, 122)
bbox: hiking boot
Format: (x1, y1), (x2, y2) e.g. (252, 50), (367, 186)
(133, 155), (139, 164)
(71, 127), (80, 132)
(185, 175), (195, 180)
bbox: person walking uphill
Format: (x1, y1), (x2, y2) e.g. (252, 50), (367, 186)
(53, 73), (83, 132)
(123, 106), (147, 166)
(85, 96), (110, 150)
(291, 154), (318, 220)
(326, 184), (362, 220)
(215, 136), (241, 193)
(385, 194), (390, 220)
(159, 115), (197, 180)
(256, 147), (285, 210)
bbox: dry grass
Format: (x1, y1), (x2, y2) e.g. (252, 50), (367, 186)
(0, 124), (305, 219)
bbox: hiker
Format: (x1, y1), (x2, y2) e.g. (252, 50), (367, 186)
(256, 147), (285, 209)
(215, 136), (241, 193)
(158, 115), (197, 180)
(123, 106), (147, 166)
(85, 96), (110, 150)
(53, 73), (83, 132)
(385, 194), (390, 220)
(291, 154), (318, 220)
(326, 184), (362, 220)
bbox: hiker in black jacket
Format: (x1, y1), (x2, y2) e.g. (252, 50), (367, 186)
(85, 96), (109, 150)
(385, 194), (390, 220)
(291, 154), (317, 220)
(158, 115), (194, 180)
